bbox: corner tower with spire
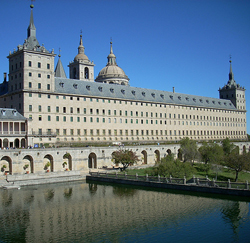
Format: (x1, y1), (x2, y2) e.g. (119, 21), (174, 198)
(219, 59), (246, 111)
(68, 34), (95, 81)
(5, 4), (56, 115)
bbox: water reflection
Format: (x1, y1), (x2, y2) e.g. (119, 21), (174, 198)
(0, 181), (249, 243)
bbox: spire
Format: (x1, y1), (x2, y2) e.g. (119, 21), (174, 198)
(27, 4), (36, 38)
(78, 34), (85, 55)
(107, 40), (117, 66)
(55, 51), (67, 78)
(229, 58), (234, 81)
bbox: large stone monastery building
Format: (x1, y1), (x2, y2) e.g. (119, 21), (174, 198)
(0, 5), (247, 147)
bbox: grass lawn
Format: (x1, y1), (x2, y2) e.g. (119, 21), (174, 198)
(123, 165), (250, 182)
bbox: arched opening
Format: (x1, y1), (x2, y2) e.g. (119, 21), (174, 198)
(154, 150), (160, 164)
(63, 153), (72, 171)
(84, 67), (89, 79)
(3, 138), (8, 148)
(167, 149), (172, 155)
(1, 156), (12, 175)
(23, 155), (34, 173)
(141, 150), (147, 164)
(88, 153), (97, 169)
(177, 149), (182, 160)
(14, 138), (19, 148)
(43, 154), (54, 172)
(21, 138), (26, 148)
(243, 145), (246, 154)
(73, 67), (77, 79)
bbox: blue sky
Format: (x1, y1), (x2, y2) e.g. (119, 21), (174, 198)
(1, 0), (250, 133)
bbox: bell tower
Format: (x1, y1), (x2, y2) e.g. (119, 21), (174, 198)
(68, 34), (95, 81)
(219, 59), (246, 111)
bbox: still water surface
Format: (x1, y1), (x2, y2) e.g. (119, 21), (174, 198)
(0, 181), (249, 243)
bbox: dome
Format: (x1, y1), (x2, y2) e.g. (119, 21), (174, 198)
(74, 52), (89, 62)
(95, 42), (129, 85)
(74, 35), (89, 62)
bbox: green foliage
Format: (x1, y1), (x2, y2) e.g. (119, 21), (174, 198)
(24, 164), (29, 169)
(2, 164), (7, 169)
(148, 155), (195, 178)
(195, 163), (211, 174)
(112, 149), (139, 171)
(222, 138), (235, 156)
(223, 151), (250, 182)
(198, 142), (224, 164)
(63, 153), (71, 159)
(180, 137), (200, 163)
(45, 162), (51, 168)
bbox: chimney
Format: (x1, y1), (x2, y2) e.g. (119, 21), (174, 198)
(173, 87), (175, 93)
(4, 73), (7, 82)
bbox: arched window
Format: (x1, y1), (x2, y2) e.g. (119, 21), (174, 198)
(85, 67), (89, 79)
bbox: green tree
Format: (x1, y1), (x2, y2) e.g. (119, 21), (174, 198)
(148, 155), (195, 178)
(222, 138), (235, 156)
(198, 142), (224, 164)
(223, 151), (250, 182)
(180, 137), (200, 164)
(112, 149), (139, 171)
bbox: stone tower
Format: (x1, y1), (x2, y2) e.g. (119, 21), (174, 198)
(68, 35), (95, 81)
(219, 60), (246, 111)
(5, 4), (56, 114)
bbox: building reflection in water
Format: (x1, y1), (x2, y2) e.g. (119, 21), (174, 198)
(0, 181), (249, 243)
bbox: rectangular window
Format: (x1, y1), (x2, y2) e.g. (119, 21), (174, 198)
(70, 129), (74, 135)
(70, 107), (73, 113)
(29, 105), (32, 112)
(29, 93), (32, 97)
(63, 129), (66, 135)
(47, 63), (50, 69)
(38, 62), (41, 68)
(84, 129), (87, 135)
(77, 117), (80, 122)
(39, 115), (42, 121)
(77, 129), (80, 135)
(63, 116), (66, 122)
(102, 118), (105, 123)
(96, 118), (99, 123)
(63, 107), (66, 113)
(56, 106), (59, 112)
(29, 82), (32, 88)
(38, 83), (41, 89)
(29, 72), (32, 77)
(38, 94), (41, 98)
(56, 129), (59, 135)
(56, 116), (59, 121)
(108, 130), (111, 135)
(47, 75), (50, 79)
(38, 105), (42, 112)
(48, 115), (51, 121)
(38, 73), (41, 78)
(77, 108), (80, 114)
(48, 106), (51, 112)
(28, 61), (32, 67)
(70, 117), (73, 122)
(84, 108), (86, 114)
(47, 84), (50, 90)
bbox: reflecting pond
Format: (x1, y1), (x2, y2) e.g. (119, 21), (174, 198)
(0, 181), (249, 243)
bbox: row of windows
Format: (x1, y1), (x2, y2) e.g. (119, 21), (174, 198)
(26, 92), (245, 115)
(28, 73), (50, 79)
(39, 128), (246, 137)
(29, 114), (245, 128)
(28, 104), (246, 123)
(28, 83), (50, 90)
(28, 61), (50, 69)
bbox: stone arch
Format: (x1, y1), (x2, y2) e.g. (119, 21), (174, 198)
(243, 145), (246, 154)
(154, 150), (160, 164)
(167, 149), (172, 155)
(84, 67), (89, 79)
(141, 150), (147, 164)
(21, 138), (26, 148)
(63, 153), (72, 171)
(3, 138), (8, 148)
(88, 153), (97, 169)
(43, 154), (54, 172)
(14, 138), (20, 148)
(23, 155), (34, 173)
(1, 156), (12, 175)
(177, 149), (182, 160)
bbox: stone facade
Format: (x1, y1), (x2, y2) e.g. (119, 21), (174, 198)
(0, 5), (247, 148)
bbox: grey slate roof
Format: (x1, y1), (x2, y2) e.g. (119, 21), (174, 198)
(0, 108), (27, 121)
(55, 77), (236, 110)
(55, 57), (67, 78)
